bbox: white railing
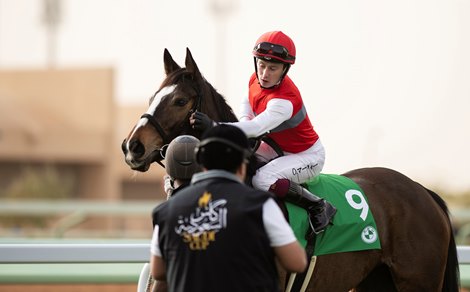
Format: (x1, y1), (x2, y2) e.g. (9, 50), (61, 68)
(0, 199), (162, 238)
(0, 199), (161, 216)
(0, 243), (149, 263)
(459, 246), (470, 264)
(1, 243), (470, 264)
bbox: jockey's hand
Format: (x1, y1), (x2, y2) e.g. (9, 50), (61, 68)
(191, 111), (216, 132)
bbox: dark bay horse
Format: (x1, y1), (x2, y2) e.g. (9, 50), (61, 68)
(122, 48), (459, 291)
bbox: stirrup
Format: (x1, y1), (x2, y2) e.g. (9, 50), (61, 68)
(308, 202), (337, 235)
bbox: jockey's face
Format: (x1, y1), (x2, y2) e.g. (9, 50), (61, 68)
(256, 59), (284, 88)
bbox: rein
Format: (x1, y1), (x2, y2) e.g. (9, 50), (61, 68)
(251, 135), (284, 158)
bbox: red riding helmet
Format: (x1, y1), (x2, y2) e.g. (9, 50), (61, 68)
(252, 31), (296, 65)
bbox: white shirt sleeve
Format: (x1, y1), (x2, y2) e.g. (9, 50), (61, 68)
(238, 95), (255, 122)
(230, 98), (294, 138)
(262, 198), (297, 247)
(150, 225), (162, 256)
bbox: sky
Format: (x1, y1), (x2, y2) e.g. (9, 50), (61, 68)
(1, 0), (469, 192)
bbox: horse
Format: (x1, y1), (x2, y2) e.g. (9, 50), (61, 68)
(122, 48), (460, 291)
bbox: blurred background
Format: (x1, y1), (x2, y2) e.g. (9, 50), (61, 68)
(2, 0), (470, 235)
(0, 0), (470, 290)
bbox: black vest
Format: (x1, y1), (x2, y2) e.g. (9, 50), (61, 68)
(152, 177), (280, 292)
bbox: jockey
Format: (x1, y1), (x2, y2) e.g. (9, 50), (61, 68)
(191, 31), (336, 234)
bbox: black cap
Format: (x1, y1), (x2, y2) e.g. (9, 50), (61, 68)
(195, 124), (251, 172)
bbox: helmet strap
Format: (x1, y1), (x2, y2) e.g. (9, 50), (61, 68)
(253, 57), (259, 80)
(280, 64), (290, 81)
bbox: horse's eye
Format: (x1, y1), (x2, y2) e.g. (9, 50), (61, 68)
(175, 98), (189, 107)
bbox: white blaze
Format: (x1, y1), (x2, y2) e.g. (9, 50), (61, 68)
(126, 85), (176, 154)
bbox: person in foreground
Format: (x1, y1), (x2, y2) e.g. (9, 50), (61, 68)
(150, 124), (307, 292)
(191, 31), (336, 234)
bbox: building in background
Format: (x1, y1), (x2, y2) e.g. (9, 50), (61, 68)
(0, 68), (166, 202)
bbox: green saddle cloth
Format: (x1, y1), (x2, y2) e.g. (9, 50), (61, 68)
(286, 174), (381, 256)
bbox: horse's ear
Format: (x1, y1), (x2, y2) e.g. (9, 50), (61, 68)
(185, 48), (203, 81)
(164, 48), (181, 75)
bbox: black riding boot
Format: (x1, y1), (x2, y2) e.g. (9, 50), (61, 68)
(270, 179), (337, 234)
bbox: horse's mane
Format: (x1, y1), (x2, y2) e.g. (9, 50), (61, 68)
(199, 79), (238, 122)
(161, 68), (238, 123)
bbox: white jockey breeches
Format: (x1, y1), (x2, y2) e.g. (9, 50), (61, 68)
(252, 139), (326, 191)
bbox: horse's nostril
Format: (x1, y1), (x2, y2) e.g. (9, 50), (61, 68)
(129, 139), (145, 159)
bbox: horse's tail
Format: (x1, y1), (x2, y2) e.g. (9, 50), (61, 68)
(425, 188), (460, 292)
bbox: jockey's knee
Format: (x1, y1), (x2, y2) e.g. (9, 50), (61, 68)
(252, 173), (276, 192)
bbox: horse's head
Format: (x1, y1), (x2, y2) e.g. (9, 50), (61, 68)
(121, 48), (237, 172)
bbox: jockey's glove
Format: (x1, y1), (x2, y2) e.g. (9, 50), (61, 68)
(193, 111), (216, 132)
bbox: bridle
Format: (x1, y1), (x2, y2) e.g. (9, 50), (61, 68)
(140, 87), (202, 168)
